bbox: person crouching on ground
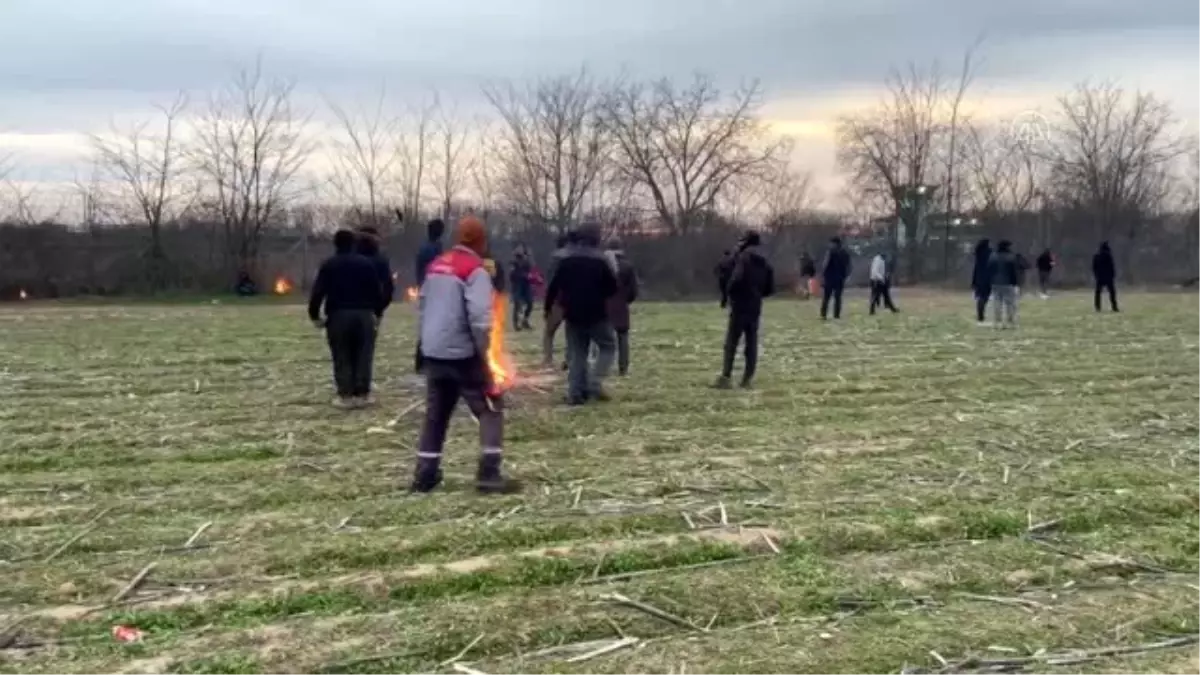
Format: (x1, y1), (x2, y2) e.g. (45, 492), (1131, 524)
(971, 238), (992, 325)
(604, 237), (640, 376)
(868, 251), (898, 315)
(411, 215), (520, 494)
(545, 222), (618, 405)
(715, 231), (775, 389)
(308, 229), (387, 409)
(354, 226), (395, 403)
(987, 240), (1021, 329)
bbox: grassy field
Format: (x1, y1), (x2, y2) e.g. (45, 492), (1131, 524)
(1, 290), (1197, 674)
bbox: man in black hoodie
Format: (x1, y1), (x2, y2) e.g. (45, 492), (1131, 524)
(356, 226), (394, 402)
(1092, 241), (1119, 312)
(714, 231), (775, 389)
(987, 240), (1021, 328)
(971, 238), (992, 325)
(413, 219), (446, 373)
(1035, 248), (1055, 298)
(309, 229), (387, 408)
(545, 222), (618, 405)
(820, 237), (851, 320)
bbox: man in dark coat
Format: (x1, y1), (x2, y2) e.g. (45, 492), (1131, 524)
(308, 229), (387, 409)
(715, 249), (736, 308)
(604, 238), (639, 376)
(509, 245), (534, 330)
(971, 238), (993, 325)
(987, 240), (1021, 328)
(1035, 248), (1055, 298)
(413, 218), (446, 373)
(1092, 241), (1119, 312)
(355, 226), (394, 402)
(715, 231), (775, 389)
(820, 237), (851, 320)
(545, 222), (618, 405)
(542, 232), (575, 369)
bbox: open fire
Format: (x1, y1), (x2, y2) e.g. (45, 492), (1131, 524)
(18, 288), (28, 300)
(273, 277), (293, 295)
(486, 292), (516, 396)
(405, 286), (419, 302)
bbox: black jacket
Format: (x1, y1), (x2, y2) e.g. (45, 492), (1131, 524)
(716, 252), (736, 305)
(1092, 246), (1116, 283)
(1036, 251), (1054, 273)
(545, 246), (618, 325)
(356, 238), (394, 313)
(509, 256), (533, 294)
(726, 245), (775, 317)
(799, 255), (816, 277)
(822, 246), (851, 285)
(971, 243), (993, 291)
(988, 251), (1021, 287)
(308, 252), (386, 321)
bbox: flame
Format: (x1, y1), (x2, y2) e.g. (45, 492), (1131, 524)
(486, 292), (516, 395)
(405, 286), (419, 301)
(18, 288), (28, 300)
(273, 277), (293, 295)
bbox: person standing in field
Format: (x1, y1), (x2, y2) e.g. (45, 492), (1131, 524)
(971, 238), (993, 325)
(509, 245), (534, 330)
(1092, 241), (1119, 312)
(308, 229), (387, 409)
(987, 240), (1021, 329)
(716, 248), (737, 308)
(355, 226), (394, 403)
(542, 232), (575, 370)
(411, 215), (520, 494)
(1035, 248), (1055, 298)
(545, 222), (618, 405)
(820, 237), (851, 320)
(604, 238), (639, 376)
(413, 218), (446, 373)
(798, 250), (817, 299)
(714, 231), (775, 389)
(868, 251), (898, 315)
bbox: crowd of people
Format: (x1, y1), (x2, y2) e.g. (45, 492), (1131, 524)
(305, 215), (1125, 494)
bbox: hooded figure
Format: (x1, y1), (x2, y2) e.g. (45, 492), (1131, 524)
(971, 238), (993, 324)
(1035, 248), (1055, 297)
(714, 230), (775, 389)
(1092, 241), (1119, 312)
(820, 237), (851, 320)
(411, 214), (520, 495)
(604, 238), (640, 376)
(987, 240), (1020, 328)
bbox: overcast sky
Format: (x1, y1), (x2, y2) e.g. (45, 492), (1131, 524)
(1, 0), (1196, 205)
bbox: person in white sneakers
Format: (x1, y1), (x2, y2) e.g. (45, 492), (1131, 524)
(868, 252), (898, 315)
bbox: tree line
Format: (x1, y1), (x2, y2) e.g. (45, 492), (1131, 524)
(1, 52), (1196, 296)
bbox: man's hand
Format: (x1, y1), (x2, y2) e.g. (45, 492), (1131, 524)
(311, 318), (325, 329)
(719, 298), (727, 309)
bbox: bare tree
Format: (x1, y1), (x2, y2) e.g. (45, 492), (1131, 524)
(604, 74), (789, 234)
(960, 120), (1039, 214)
(431, 103), (477, 220)
(326, 86), (400, 227)
(89, 92), (190, 265)
(484, 69), (609, 231)
(190, 60), (314, 276)
(395, 94), (437, 222)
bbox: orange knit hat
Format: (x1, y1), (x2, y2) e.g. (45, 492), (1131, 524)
(454, 215), (487, 255)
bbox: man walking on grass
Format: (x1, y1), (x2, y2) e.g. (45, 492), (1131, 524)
(971, 238), (993, 325)
(411, 215), (520, 494)
(509, 244), (534, 330)
(308, 229), (387, 409)
(987, 240), (1021, 329)
(355, 226), (394, 402)
(820, 237), (851, 320)
(868, 251), (898, 315)
(714, 231), (775, 389)
(1035, 248), (1055, 298)
(413, 218), (446, 373)
(545, 222), (618, 405)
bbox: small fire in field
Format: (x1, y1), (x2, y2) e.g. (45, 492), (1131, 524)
(405, 286), (419, 302)
(273, 277), (293, 295)
(486, 292), (516, 395)
(18, 288), (28, 300)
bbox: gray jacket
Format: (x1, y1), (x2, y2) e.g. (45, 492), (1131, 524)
(418, 245), (493, 361)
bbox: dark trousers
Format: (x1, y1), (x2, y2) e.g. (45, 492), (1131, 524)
(1038, 269), (1051, 294)
(565, 321), (615, 400)
(511, 287), (533, 329)
(543, 305), (564, 365)
(721, 312), (760, 382)
(975, 287), (991, 322)
(869, 281), (897, 314)
(1094, 280), (1118, 311)
(416, 357), (504, 476)
(820, 282), (844, 319)
(616, 328), (630, 376)
(326, 310), (376, 397)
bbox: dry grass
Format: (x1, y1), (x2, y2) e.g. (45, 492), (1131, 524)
(1, 289), (1197, 674)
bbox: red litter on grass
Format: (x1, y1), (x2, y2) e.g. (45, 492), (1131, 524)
(112, 625), (144, 642)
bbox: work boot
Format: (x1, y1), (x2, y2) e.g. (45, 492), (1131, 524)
(477, 454), (523, 494)
(409, 457), (443, 493)
(712, 376), (732, 390)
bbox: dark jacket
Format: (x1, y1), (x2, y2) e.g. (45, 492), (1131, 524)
(509, 255), (533, 296)
(356, 237), (394, 313)
(1092, 244), (1116, 283)
(988, 251), (1021, 287)
(308, 252), (386, 321)
(1036, 251), (1054, 273)
(971, 242), (993, 291)
(415, 240), (443, 286)
(799, 254), (816, 277)
(545, 245), (618, 325)
(726, 245), (775, 317)
(485, 257), (506, 293)
(822, 246), (851, 285)
(716, 251), (736, 305)
(605, 250), (639, 332)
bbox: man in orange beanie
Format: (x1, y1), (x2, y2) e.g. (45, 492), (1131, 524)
(410, 214), (520, 494)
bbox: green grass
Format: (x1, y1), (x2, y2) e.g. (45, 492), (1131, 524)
(1, 289), (1197, 673)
